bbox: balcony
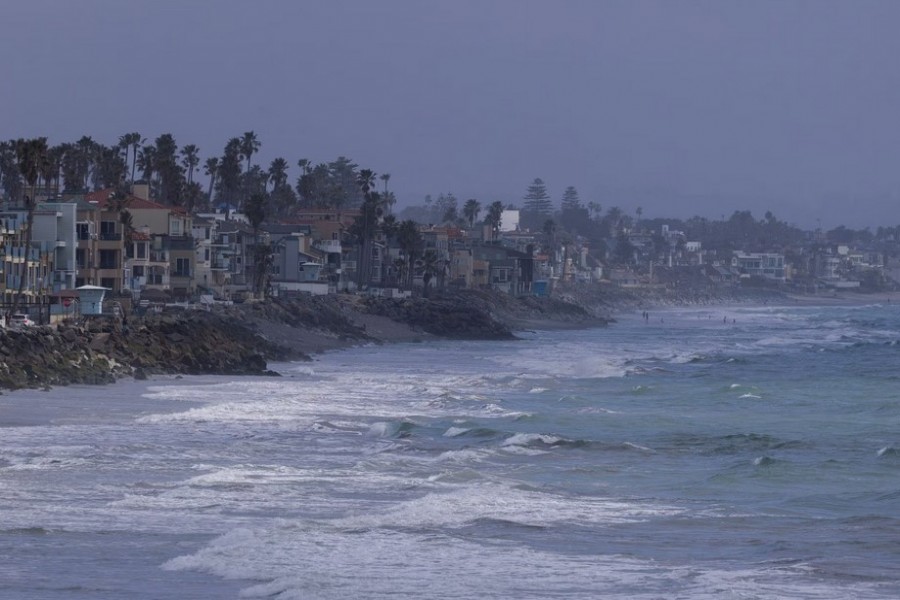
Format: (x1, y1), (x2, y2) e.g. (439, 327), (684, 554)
(167, 237), (196, 251)
(315, 239), (342, 253)
(99, 232), (122, 241)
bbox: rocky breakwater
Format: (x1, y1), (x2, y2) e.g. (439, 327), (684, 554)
(356, 289), (605, 339)
(0, 310), (289, 391)
(359, 292), (515, 339)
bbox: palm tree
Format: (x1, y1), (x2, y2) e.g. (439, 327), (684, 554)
(180, 144), (200, 186)
(204, 157), (219, 207)
(46, 144), (66, 195)
(244, 192), (268, 297)
(137, 145), (157, 184)
(118, 132), (143, 183)
(39, 147), (60, 197)
(240, 131), (260, 173)
(392, 257), (406, 289)
(0, 140), (25, 204)
(267, 157), (295, 218)
(357, 168), (376, 195)
(463, 198), (481, 228)
(267, 157), (289, 191)
(380, 213), (399, 241)
(118, 205), (135, 249)
(485, 200), (504, 240)
(606, 206), (624, 233)
(380, 172), (391, 193)
(396, 219), (422, 291)
(239, 132), (261, 209)
(12, 137), (49, 315)
(421, 249), (440, 298)
(91, 144), (127, 190)
(382, 190), (397, 214)
(246, 165), (268, 196)
(352, 169), (381, 288)
(153, 133), (181, 205)
(218, 138), (243, 210)
(75, 136), (96, 191)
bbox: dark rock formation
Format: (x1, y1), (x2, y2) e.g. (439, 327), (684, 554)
(0, 288), (611, 391)
(0, 310), (286, 391)
(360, 292), (516, 340)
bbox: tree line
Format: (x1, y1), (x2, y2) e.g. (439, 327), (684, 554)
(0, 132), (398, 221)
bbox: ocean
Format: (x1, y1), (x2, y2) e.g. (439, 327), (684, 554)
(1, 301), (899, 599)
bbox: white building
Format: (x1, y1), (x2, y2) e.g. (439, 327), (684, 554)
(732, 251), (786, 281)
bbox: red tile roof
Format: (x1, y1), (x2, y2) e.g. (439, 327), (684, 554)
(85, 188), (188, 214)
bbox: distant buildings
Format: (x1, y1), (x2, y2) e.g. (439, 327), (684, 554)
(2, 178), (898, 327)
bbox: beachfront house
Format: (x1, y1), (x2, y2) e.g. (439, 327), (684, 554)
(732, 251), (786, 281)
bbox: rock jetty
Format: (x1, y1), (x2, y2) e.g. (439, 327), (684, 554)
(1, 289), (607, 391)
(4, 281), (793, 392)
(0, 311), (286, 391)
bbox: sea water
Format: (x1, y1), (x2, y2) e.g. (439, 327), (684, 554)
(1, 302), (899, 599)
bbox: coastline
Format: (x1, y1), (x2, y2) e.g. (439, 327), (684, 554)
(784, 290), (895, 306)
(0, 285), (894, 392)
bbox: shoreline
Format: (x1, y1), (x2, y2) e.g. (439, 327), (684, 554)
(0, 286), (894, 392)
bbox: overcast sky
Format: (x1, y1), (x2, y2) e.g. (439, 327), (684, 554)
(3, 0), (899, 229)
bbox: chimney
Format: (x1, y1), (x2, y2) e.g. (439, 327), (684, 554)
(131, 183), (150, 201)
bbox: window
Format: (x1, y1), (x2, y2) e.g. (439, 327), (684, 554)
(98, 249), (117, 269)
(100, 221), (118, 239)
(132, 266), (144, 277)
(100, 277), (116, 289)
(170, 218), (182, 235)
(76, 223), (90, 240)
(175, 257), (190, 277)
(136, 242), (147, 259)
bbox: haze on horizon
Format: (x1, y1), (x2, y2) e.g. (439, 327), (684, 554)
(2, 0), (899, 231)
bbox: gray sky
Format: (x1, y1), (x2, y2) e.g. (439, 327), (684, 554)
(3, 0), (899, 229)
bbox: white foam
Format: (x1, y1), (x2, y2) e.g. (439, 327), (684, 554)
(577, 406), (620, 414)
(443, 426), (470, 437)
(501, 445), (550, 456)
(436, 449), (488, 462)
(157, 487), (885, 600)
(622, 442), (654, 453)
(502, 433), (562, 447)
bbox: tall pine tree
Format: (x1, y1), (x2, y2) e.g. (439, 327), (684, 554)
(523, 178), (552, 214)
(560, 186), (580, 211)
